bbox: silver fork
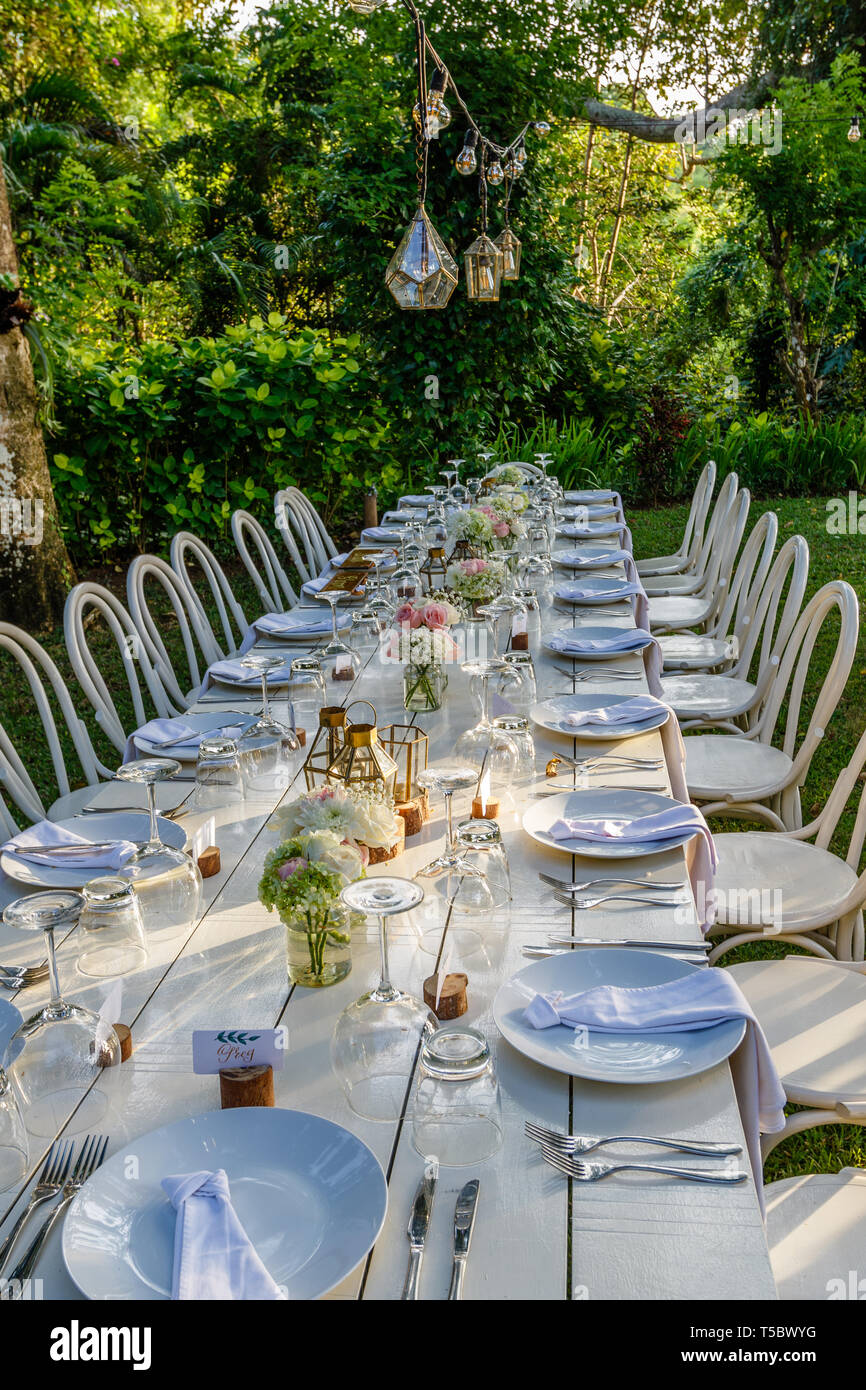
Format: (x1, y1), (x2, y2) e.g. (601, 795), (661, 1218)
(541, 1147), (748, 1185)
(0, 1139), (74, 1275)
(539, 872), (686, 893)
(551, 891), (684, 910)
(5, 1135), (109, 1293)
(553, 752), (663, 768)
(0, 963), (50, 989)
(525, 1121), (740, 1158)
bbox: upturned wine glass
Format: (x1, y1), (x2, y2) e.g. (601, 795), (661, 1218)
(331, 877), (436, 1122)
(3, 891), (121, 1135)
(115, 758), (203, 936)
(454, 661), (519, 788)
(318, 591), (361, 677)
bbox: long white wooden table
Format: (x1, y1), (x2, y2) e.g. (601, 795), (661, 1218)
(0, 527), (777, 1301)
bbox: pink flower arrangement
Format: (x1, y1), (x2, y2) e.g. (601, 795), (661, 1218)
(277, 856), (308, 880)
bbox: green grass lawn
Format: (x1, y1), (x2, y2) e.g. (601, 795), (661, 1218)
(2, 495), (865, 1184)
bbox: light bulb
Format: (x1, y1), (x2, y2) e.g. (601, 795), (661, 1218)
(456, 129), (479, 175)
(514, 140), (527, 167)
(533, 120), (551, 136)
(487, 160), (504, 186)
(848, 115), (861, 142)
(412, 70), (451, 140)
(503, 156), (522, 179)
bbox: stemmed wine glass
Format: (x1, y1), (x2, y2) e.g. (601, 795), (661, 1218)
(415, 764), (484, 883)
(391, 536), (422, 603)
(115, 758), (203, 935)
(447, 458), (469, 507)
(331, 877), (436, 1122)
(234, 654), (300, 792)
(3, 891), (121, 1135)
(318, 590), (361, 676)
(455, 661), (520, 785)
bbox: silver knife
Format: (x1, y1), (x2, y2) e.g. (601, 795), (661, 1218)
(447, 1179), (480, 1301)
(401, 1161), (437, 1300)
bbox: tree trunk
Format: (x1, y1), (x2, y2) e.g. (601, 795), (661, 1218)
(0, 155), (74, 627)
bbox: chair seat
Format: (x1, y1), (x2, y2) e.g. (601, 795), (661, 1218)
(658, 634), (731, 671)
(765, 1169), (866, 1299)
(636, 553), (688, 577)
(727, 957), (866, 1104)
(642, 571), (704, 596)
(659, 673), (757, 717)
(716, 834), (857, 934)
(685, 735), (793, 798)
(647, 595), (714, 630)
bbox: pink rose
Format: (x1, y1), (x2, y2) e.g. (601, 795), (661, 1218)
(345, 837), (370, 868)
(422, 602), (449, 629)
(277, 856), (308, 880)
(479, 506), (497, 520)
(492, 522), (509, 538)
(394, 602), (415, 625)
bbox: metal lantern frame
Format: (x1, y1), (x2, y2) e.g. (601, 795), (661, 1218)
(494, 225), (522, 282)
(421, 544), (448, 591)
(303, 706), (348, 789)
(324, 700), (399, 801)
(379, 723), (429, 804)
(464, 231), (503, 302)
(386, 204), (459, 310)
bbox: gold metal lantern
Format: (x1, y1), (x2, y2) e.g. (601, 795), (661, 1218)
(303, 706), (347, 789)
(464, 233), (503, 302)
(421, 545), (448, 591)
(386, 205), (459, 311)
(494, 226), (522, 281)
(325, 700), (399, 800)
(380, 724), (429, 804)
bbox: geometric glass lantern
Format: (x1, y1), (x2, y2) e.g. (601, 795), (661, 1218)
(494, 226), (521, 281)
(379, 723), (429, 804)
(421, 545), (448, 592)
(303, 706), (348, 790)
(386, 205), (459, 311)
(464, 233), (503, 302)
(325, 701), (399, 801)
(346, 0), (386, 10)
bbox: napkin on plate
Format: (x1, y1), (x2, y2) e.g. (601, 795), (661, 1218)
(199, 657), (293, 696)
(557, 548), (632, 569)
(398, 494), (433, 509)
(557, 694), (668, 729)
(559, 520), (626, 538)
(522, 968), (785, 1214)
(360, 526), (405, 544)
(547, 802), (717, 933)
(1, 820), (137, 870)
(161, 1170), (286, 1301)
(545, 628), (655, 656)
(554, 581), (643, 603)
(123, 716), (249, 764)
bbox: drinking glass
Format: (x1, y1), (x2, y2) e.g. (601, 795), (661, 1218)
(77, 876), (148, 978)
(415, 764), (482, 883)
(287, 656), (327, 726)
(454, 660), (519, 789)
(0, 1066), (28, 1192)
(194, 736), (243, 810)
(115, 759), (203, 937)
(492, 715), (535, 780)
(391, 536), (423, 603)
(3, 891), (121, 1135)
(412, 1025), (502, 1165)
(451, 818), (512, 912)
(331, 877), (436, 1122)
(317, 592), (361, 677)
(500, 650), (537, 711)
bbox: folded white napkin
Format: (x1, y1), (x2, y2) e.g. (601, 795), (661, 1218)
(548, 802), (717, 933)
(522, 968), (785, 1214)
(554, 581), (643, 603)
(360, 526), (405, 543)
(558, 694), (668, 729)
(2, 820), (137, 869)
(398, 494), (433, 508)
(200, 657), (293, 696)
(124, 716), (249, 764)
(559, 520), (626, 538)
(161, 1169), (286, 1301)
(557, 548), (631, 569)
(383, 509), (423, 523)
(254, 612), (338, 638)
(546, 628), (655, 656)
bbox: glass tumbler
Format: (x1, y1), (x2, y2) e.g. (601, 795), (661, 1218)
(412, 1025), (502, 1166)
(451, 818), (512, 912)
(194, 736), (243, 810)
(501, 650), (537, 711)
(492, 715), (535, 780)
(77, 877), (148, 978)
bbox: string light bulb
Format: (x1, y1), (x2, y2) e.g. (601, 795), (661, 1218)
(413, 69), (451, 140)
(514, 138), (527, 167)
(849, 115), (861, 142)
(486, 159), (504, 186)
(533, 120), (551, 136)
(503, 152), (523, 179)
(456, 129), (479, 175)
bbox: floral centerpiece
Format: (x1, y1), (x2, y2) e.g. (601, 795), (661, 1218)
(385, 594), (461, 712)
(445, 555), (507, 613)
(259, 829), (366, 987)
(446, 506), (495, 556)
(486, 464), (524, 488)
(268, 783), (398, 850)
(487, 490), (528, 541)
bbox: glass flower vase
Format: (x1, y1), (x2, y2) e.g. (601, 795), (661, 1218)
(403, 661), (447, 712)
(283, 906), (352, 988)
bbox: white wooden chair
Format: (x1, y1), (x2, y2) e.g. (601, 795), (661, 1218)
(636, 459), (717, 578)
(659, 535), (810, 731)
(127, 555), (220, 708)
(290, 487), (339, 566)
(274, 489), (317, 584)
(657, 511), (778, 674)
(0, 623), (106, 831)
(709, 711), (866, 960)
(684, 579), (858, 830)
(765, 1167), (866, 1300)
(641, 470), (736, 597)
(169, 530), (249, 655)
(64, 582), (179, 762)
(231, 509), (299, 614)
(647, 486), (750, 634)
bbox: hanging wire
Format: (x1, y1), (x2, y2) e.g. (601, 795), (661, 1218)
(413, 11), (430, 205)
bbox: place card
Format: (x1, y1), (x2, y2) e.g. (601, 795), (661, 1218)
(192, 1027), (287, 1074)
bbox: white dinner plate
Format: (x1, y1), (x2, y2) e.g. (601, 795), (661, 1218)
(553, 548), (624, 569)
(493, 950), (745, 1084)
(529, 692), (670, 739)
(522, 788), (696, 859)
(208, 662), (296, 690)
(134, 711), (257, 762)
(251, 617), (352, 643)
(542, 624), (654, 661)
(0, 814), (188, 889)
(564, 490), (616, 503)
(553, 576), (635, 606)
(556, 504), (618, 520)
(62, 1107), (388, 1301)
(557, 521), (624, 539)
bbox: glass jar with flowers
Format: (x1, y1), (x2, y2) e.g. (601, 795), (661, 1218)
(445, 556), (507, 618)
(259, 830), (366, 987)
(268, 783), (400, 865)
(445, 506), (495, 560)
(385, 594), (461, 712)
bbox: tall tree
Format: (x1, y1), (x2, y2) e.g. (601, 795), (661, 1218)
(0, 154), (74, 625)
